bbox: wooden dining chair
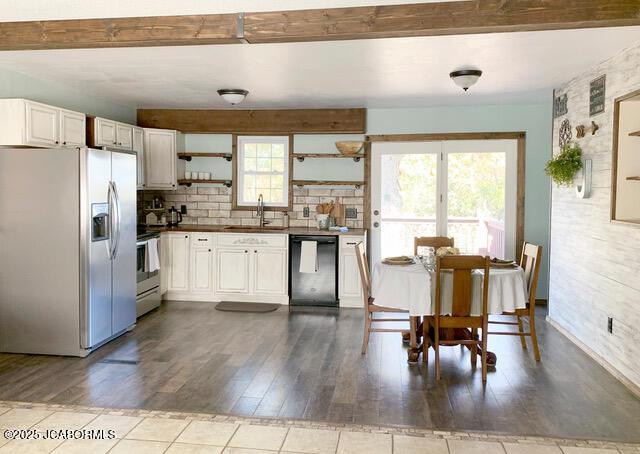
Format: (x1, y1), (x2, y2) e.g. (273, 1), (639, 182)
(488, 242), (543, 361)
(355, 242), (415, 355)
(414, 236), (454, 255)
(424, 255), (491, 381)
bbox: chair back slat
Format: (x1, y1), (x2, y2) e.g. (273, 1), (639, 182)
(435, 255), (490, 322)
(414, 236), (454, 255)
(355, 242), (370, 301)
(520, 242), (542, 303)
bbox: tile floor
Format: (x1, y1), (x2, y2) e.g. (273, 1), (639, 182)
(0, 402), (638, 454)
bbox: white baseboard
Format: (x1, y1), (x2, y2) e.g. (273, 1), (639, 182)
(546, 316), (640, 398)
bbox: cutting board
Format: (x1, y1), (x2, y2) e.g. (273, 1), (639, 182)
(330, 202), (346, 226)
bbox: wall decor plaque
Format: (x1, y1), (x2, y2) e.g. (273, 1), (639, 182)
(589, 75), (606, 116)
(554, 93), (568, 118)
(559, 119), (572, 148)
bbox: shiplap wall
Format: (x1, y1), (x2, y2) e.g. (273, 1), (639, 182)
(549, 43), (640, 388)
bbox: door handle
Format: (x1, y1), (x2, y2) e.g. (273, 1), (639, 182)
(111, 181), (122, 260)
(107, 182), (114, 259)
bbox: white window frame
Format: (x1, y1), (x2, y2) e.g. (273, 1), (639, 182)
(236, 135), (290, 208)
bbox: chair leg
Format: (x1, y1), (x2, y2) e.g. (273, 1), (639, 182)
(529, 311), (541, 362)
(481, 328), (488, 382)
(409, 317), (417, 349)
(517, 315), (527, 349)
(361, 313), (371, 355)
(434, 326), (441, 381)
(423, 318), (429, 367)
(470, 328), (478, 368)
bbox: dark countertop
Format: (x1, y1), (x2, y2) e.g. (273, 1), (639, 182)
(147, 225), (367, 236)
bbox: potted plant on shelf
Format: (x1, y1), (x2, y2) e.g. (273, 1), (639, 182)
(545, 142), (583, 187)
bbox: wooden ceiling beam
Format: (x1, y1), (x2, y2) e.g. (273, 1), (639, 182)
(136, 108), (367, 134)
(0, 1), (639, 51)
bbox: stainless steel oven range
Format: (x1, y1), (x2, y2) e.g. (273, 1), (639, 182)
(136, 231), (161, 317)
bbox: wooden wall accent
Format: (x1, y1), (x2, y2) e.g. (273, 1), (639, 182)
(1, 1), (639, 50)
(137, 109), (366, 134)
(549, 42), (640, 390)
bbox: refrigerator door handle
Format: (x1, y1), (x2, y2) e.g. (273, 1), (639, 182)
(111, 181), (122, 260)
(107, 181), (114, 260)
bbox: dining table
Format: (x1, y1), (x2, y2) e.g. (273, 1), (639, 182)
(371, 255), (529, 362)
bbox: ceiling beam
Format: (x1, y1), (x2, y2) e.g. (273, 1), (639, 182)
(1, 1), (639, 51)
(136, 108), (367, 134)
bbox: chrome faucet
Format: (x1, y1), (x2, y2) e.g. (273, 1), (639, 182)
(257, 194), (269, 227)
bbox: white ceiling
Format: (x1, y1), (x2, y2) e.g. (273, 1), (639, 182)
(0, 0), (463, 21)
(0, 27), (639, 109)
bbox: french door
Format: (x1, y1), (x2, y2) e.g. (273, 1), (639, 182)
(370, 139), (518, 265)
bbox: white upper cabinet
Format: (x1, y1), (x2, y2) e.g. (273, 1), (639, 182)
(59, 109), (86, 147)
(133, 127), (145, 189)
(0, 99), (86, 148)
(94, 117), (117, 147)
(25, 101), (59, 147)
(116, 123), (133, 149)
(144, 128), (182, 190)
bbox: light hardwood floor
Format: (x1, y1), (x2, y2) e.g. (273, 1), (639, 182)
(0, 302), (639, 442)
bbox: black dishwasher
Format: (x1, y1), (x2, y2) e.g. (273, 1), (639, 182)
(289, 235), (339, 307)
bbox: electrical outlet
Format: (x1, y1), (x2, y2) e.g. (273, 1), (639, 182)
(303, 207), (310, 218)
(607, 317), (613, 334)
(180, 204), (187, 215)
(345, 208), (357, 219)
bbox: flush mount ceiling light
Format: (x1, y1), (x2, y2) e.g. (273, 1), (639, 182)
(217, 88), (249, 105)
(449, 69), (483, 91)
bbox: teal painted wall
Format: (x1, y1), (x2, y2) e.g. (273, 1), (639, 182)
(0, 67), (135, 123)
(368, 103), (553, 297)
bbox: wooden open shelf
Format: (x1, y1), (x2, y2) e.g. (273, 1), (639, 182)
(291, 180), (365, 188)
(625, 176), (640, 181)
(178, 179), (232, 187)
(293, 153), (363, 162)
(178, 152), (232, 161)
(629, 130), (640, 137)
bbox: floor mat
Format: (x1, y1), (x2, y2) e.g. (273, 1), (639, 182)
(215, 301), (280, 313)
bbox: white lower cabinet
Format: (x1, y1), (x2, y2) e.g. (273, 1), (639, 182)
(161, 232), (363, 306)
(165, 233), (190, 293)
(252, 248), (287, 295)
(338, 235), (366, 307)
(215, 248), (250, 294)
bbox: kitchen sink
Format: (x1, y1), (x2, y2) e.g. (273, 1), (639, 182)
(224, 225), (288, 231)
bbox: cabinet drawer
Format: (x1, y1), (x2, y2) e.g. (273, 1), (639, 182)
(340, 236), (364, 252)
(218, 233), (287, 248)
(191, 233), (215, 248)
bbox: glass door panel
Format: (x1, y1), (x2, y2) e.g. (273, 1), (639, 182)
(372, 143), (440, 262)
(446, 151), (506, 257)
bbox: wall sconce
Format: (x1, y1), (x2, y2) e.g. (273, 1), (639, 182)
(576, 121), (599, 138)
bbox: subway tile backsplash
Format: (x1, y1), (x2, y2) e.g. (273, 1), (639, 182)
(139, 186), (364, 229)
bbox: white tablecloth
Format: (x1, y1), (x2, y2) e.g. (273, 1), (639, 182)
(371, 260), (528, 316)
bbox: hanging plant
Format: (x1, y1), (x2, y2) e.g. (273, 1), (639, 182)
(545, 142), (583, 187)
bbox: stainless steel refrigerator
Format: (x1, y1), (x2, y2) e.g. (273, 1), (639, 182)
(0, 147), (136, 356)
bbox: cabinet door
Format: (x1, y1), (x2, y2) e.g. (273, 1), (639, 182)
(25, 101), (59, 147)
(95, 118), (117, 147)
(339, 252), (363, 300)
(116, 123), (133, 149)
(215, 248), (250, 294)
(191, 247), (214, 294)
(253, 248), (287, 295)
(59, 109), (86, 147)
(167, 234), (190, 292)
(133, 127), (145, 189)
(144, 129), (177, 190)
